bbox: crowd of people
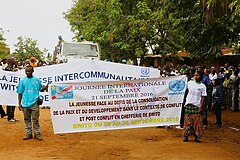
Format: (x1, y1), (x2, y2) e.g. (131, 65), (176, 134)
(0, 56), (239, 142)
(0, 56), (58, 72)
(0, 56), (51, 140)
(159, 62), (240, 142)
(0, 56), (55, 124)
(159, 62), (240, 112)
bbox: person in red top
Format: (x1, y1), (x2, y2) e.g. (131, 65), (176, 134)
(30, 57), (37, 68)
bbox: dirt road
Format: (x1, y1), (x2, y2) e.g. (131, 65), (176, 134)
(0, 107), (239, 160)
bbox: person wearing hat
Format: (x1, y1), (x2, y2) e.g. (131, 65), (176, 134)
(218, 66), (225, 85)
(30, 57), (37, 68)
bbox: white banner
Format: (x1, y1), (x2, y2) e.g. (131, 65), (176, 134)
(0, 70), (23, 106)
(0, 59), (159, 106)
(50, 75), (187, 134)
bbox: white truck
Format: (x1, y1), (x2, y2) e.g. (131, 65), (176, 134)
(52, 41), (100, 63)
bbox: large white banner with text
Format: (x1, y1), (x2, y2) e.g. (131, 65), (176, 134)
(50, 75), (187, 134)
(0, 59), (159, 106)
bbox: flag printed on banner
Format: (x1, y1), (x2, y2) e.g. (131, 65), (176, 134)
(50, 75), (187, 134)
(51, 85), (73, 100)
(0, 59), (160, 106)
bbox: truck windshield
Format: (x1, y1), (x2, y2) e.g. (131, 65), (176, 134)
(62, 43), (98, 57)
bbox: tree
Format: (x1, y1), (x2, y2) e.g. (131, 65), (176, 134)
(65, 0), (181, 63)
(0, 28), (10, 58)
(65, 0), (240, 62)
(13, 36), (42, 60)
(163, 0), (240, 59)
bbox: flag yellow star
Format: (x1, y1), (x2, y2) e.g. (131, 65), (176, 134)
(51, 86), (56, 90)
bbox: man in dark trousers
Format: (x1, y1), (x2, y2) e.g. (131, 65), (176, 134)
(0, 105), (7, 118)
(212, 79), (223, 127)
(4, 57), (18, 122)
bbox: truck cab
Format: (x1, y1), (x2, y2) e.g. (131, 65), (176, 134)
(52, 41), (100, 63)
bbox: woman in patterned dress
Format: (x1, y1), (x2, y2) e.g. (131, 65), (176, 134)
(182, 70), (207, 143)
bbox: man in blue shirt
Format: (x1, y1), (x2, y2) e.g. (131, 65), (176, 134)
(17, 65), (49, 140)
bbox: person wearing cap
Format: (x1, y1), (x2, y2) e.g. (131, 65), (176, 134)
(218, 66), (225, 85)
(80, 35), (85, 41)
(30, 57), (37, 68)
(121, 59), (127, 64)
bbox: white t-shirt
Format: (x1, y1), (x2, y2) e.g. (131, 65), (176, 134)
(185, 80), (207, 107)
(209, 73), (217, 81)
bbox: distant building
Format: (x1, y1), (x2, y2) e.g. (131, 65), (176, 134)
(143, 49), (240, 70)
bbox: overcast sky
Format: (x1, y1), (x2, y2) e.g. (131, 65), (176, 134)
(0, 0), (74, 53)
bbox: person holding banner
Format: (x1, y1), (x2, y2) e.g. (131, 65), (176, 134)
(17, 65), (49, 141)
(4, 57), (19, 123)
(182, 70), (207, 143)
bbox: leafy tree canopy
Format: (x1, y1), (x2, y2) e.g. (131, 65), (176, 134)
(0, 28), (10, 59)
(13, 36), (43, 61)
(65, 0), (240, 61)
(65, 0), (181, 62)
